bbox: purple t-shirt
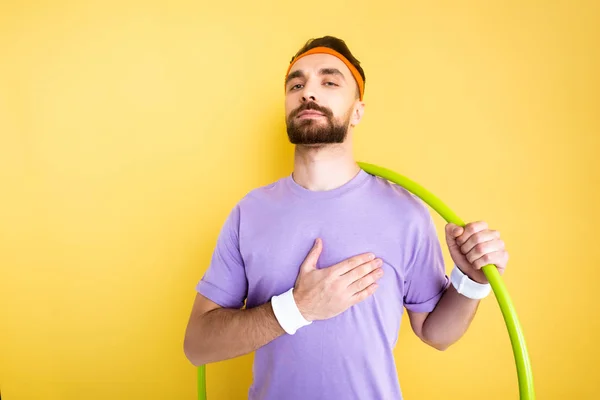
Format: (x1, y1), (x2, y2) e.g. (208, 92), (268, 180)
(196, 169), (449, 400)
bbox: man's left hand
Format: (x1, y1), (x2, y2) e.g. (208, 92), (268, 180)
(445, 221), (509, 284)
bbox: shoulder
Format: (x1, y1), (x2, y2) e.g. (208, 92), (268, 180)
(223, 175), (291, 217)
(240, 176), (288, 203)
(365, 173), (432, 224)
(216, 176), (288, 233)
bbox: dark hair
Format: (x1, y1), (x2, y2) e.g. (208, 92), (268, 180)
(291, 36), (365, 96)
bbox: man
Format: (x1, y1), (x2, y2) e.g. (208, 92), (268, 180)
(184, 36), (509, 399)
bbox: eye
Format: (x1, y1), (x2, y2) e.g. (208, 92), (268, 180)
(290, 84), (303, 91)
(324, 81), (338, 87)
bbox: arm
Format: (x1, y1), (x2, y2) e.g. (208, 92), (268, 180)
(184, 205), (281, 366)
(407, 221), (509, 351)
(407, 285), (479, 351)
(184, 238), (384, 366)
(183, 294), (284, 366)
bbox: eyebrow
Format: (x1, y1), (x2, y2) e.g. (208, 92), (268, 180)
(285, 70), (305, 85)
(285, 68), (347, 86)
(319, 68), (346, 81)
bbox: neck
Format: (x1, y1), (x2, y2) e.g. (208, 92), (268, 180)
(292, 140), (360, 192)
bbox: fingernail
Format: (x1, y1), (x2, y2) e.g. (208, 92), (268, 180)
(368, 253), (375, 260)
(376, 259), (383, 266)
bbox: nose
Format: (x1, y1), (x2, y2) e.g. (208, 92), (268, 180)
(301, 93), (316, 103)
(300, 78), (318, 103)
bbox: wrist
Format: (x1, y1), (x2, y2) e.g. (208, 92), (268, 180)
(468, 274), (488, 284)
(292, 289), (313, 322)
(271, 287), (312, 335)
(463, 267), (489, 284)
(450, 265), (491, 300)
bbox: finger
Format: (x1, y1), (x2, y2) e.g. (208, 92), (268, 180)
(300, 238), (323, 272)
(456, 221), (489, 246)
(333, 252), (376, 275)
(471, 250), (508, 270)
(460, 230), (501, 255)
(445, 223), (464, 238)
(350, 282), (379, 304)
(466, 241), (505, 265)
(347, 267), (384, 295)
(340, 257), (382, 283)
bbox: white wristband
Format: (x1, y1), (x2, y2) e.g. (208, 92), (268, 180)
(271, 287), (312, 335)
(450, 265), (492, 300)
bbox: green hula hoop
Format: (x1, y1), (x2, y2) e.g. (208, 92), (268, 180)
(197, 161), (535, 400)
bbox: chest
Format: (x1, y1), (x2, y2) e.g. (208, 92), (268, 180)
(239, 202), (413, 311)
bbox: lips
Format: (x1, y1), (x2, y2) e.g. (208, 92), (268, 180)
(297, 110), (324, 118)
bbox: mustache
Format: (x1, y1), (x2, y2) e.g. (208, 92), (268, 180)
(290, 102), (333, 119)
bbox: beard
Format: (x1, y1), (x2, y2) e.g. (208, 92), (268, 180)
(286, 102), (352, 145)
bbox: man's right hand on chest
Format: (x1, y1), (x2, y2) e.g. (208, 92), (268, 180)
(291, 238), (384, 322)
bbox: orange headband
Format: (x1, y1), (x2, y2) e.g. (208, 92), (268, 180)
(284, 46), (365, 100)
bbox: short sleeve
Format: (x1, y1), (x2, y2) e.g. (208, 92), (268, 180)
(196, 205), (248, 309)
(403, 210), (450, 313)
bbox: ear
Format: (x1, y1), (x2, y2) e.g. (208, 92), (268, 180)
(350, 101), (365, 127)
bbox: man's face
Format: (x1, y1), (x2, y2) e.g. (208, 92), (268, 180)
(285, 53), (361, 145)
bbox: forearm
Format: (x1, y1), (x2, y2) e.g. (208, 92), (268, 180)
(184, 301), (285, 366)
(422, 285), (480, 350)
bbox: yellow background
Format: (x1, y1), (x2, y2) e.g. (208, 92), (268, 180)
(1, 1), (598, 399)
